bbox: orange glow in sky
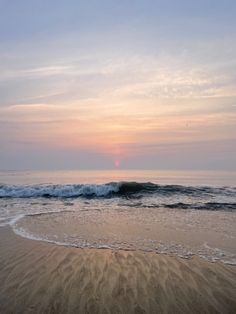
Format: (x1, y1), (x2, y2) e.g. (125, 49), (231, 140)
(0, 1), (235, 170)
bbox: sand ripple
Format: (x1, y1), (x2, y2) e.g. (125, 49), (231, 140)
(0, 227), (236, 314)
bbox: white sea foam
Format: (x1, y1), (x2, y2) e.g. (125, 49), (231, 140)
(0, 183), (120, 198)
(8, 207), (236, 266)
(12, 225), (78, 248)
(0, 180), (236, 265)
(12, 221), (236, 265)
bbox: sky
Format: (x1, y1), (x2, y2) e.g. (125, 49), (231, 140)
(0, 0), (236, 170)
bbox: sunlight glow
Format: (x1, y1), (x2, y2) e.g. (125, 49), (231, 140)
(114, 159), (121, 168)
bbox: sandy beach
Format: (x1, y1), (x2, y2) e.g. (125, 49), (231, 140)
(1, 0), (236, 312)
(0, 227), (235, 314)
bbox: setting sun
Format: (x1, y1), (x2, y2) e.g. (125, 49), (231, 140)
(114, 159), (121, 168)
(0, 1), (236, 313)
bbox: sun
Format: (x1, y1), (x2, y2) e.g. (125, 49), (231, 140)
(114, 159), (120, 168)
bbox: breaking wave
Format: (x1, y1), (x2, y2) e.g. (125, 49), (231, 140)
(0, 181), (235, 200)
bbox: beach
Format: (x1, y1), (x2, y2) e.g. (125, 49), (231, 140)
(1, 0), (236, 312)
(1, 170), (236, 313)
(0, 226), (236, 314)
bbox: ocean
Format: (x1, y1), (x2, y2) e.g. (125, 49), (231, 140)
(0, 170), (236, 265)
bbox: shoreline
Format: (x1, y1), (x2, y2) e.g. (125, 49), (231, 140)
(0, 226), (236, 313)
(12, 205), (236, 265)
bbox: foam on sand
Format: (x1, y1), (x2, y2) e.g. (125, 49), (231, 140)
(0, 227), (235, 314)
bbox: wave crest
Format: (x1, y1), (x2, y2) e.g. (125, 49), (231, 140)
(0, 182), (235, 199)
(0, 183), (119, 198)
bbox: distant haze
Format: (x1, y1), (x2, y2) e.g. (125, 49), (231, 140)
(0, 0), (236, 170)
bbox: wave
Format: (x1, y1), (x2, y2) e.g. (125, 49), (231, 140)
(0, 182), (235, 199)
(163, 201), (236, 210)
(0, 183), (119, 198)
(118, 199), (236, 210)
(121, 202), (236, 211)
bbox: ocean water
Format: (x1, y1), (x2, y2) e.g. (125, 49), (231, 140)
(0, 170), (236, 264)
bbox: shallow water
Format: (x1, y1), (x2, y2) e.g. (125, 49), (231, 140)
(0, 170), (236, 264)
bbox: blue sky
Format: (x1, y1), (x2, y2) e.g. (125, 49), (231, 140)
(0, 0), (236, 170)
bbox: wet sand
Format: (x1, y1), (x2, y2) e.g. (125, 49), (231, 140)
(0, 227), (236, 314)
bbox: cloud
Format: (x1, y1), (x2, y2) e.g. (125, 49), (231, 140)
(0, 0), (236, 170)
